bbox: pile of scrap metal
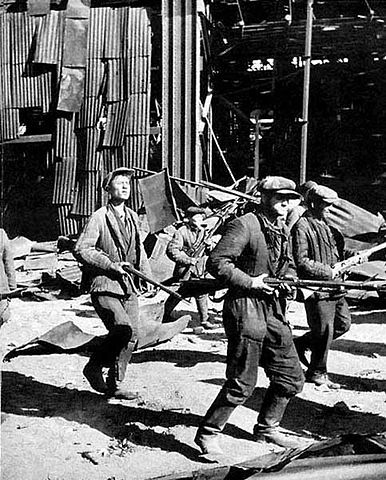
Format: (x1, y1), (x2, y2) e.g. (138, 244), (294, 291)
(152, 432), (386, 480)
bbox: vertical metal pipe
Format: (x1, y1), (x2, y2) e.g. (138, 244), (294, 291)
(300, 0), (314, 184)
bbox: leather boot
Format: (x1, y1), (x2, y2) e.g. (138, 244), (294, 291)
(195, 391), (236, 457)
(293, 334), (311, 369)
(196, 294), (216, 329)
(83, 360), (108, 394)
(254, 387), (313, 449)
(106, 341), (138, 400)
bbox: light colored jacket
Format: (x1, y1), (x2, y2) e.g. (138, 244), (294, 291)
(0, 229), (16, 294)
(74, 203), (152, 296)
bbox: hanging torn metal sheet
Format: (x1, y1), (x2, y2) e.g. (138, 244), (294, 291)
(103, 101), (130, 147)
(103, 7), (127, 59)
(127, 92), (150, 135)
(27, 0), (50, 17)
(79, 96), (103, 128)
(34, 10), (65, 65)
(57, 66), (85, 112)
(9, 12), (35, 65)
(84, 58), (105, 97)
(88, 7), (107, 59)
(55, 113), (78, 158)
(52, 157), (77, 205)
(129, 56), (149, 94)
(106, 58), (128, 102)
(63, 18), (89, 68)
(10, 63), (53, 110)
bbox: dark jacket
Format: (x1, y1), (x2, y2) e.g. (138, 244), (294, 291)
(291, 211), (344, 280)
(207, 211), (295, 294)
(0, 229), (16, 294)
(74, 203), (152, 296)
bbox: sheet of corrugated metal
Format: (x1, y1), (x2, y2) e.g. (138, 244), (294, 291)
(10, 63), (53, 110)
(129, 56), (149, 94)
(57, 205), (78, 237)
(55, 114), (78, 158)
(102, 147), (124, 173)
(124, 135), (149, 171)
(127, 92), (150, 135)
(79, 96), (102, 128)
(106, 58), (127, 102)
(103, 101), (130, 147)
(162, 0), (200, 181)
(88, 7), (107, 59)
(63, 18), (88, 68)
(0, 109), (19, 142)
(9, 12), (35, 65)
(84, 58), (105, 96)
(2, 10), (11, 65)
(57, 66), (85, 112)
(34, 10), (65, 65)
(52, 157), (77, 205)
(71, 170), (100, 216)
(104, 7), (127, 59)
(77, 127), (101, 170)
(127, 7), (151, 59)
(2, 64), (13, 109)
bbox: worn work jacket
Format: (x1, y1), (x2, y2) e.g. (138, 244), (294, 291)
(291, 211), (345, 280)
(0, 229), (16, 294)
(207, 210), (295, 296)
(74, 203), (152, 296)
(167, 223), (206, 279)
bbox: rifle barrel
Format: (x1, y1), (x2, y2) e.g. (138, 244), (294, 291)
(122, 263), (185, 301)
(264, 278), (386, 291)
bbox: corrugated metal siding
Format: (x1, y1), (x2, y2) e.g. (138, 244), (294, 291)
(1, 4), (152, 236)
(162, 0), (200, 181)
(0, 109), (19, 141)
(34, 10), (65, 65)
(57, 204), (78, 237)
(71, 170), (100, 216)
(55, 114), (78, 158)
(77, 128), (101, 170)
(53, 157), (77, 204)
(103, 101), (130, 147)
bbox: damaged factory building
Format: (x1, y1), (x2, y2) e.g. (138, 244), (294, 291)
(1, 0), (386, 239)
(1, 1), (386, 479)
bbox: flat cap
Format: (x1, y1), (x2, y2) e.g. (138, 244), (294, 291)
(308, 185), (339, 204)
(102, 167), (134, 191)
(259, 176), (300, 198)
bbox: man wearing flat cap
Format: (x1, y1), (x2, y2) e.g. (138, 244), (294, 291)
(292, 184), (351, 389)
(165, 206), (216, 330)
(74, 167), (152, 399)
(195, 176), (311, 457)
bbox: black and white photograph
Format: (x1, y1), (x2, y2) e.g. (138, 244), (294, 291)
(1, 1), (386, 479)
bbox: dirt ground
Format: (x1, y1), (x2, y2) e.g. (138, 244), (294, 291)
(1, 293), (386, 480)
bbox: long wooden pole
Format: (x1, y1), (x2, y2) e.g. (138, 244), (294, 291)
(300, 0), (314, 184)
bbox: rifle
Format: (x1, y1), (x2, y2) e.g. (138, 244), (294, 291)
(121, 263), (185, 302)
(332, 241), (386, 277)
(179, 199), (242, 281)
(178, 277), (386, 298)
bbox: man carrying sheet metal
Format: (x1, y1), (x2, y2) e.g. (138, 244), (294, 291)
(291, 185), (351, 389)
(195, 176), (312, 457)
(74, 167), (152, 400)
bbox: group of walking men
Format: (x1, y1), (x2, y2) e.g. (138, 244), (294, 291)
(74, 167), (352, 456)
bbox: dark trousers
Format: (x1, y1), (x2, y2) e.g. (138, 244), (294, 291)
(301, 296), (351, 375)
(90, 293), (139, 382)
(200, 296), (304, 434)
